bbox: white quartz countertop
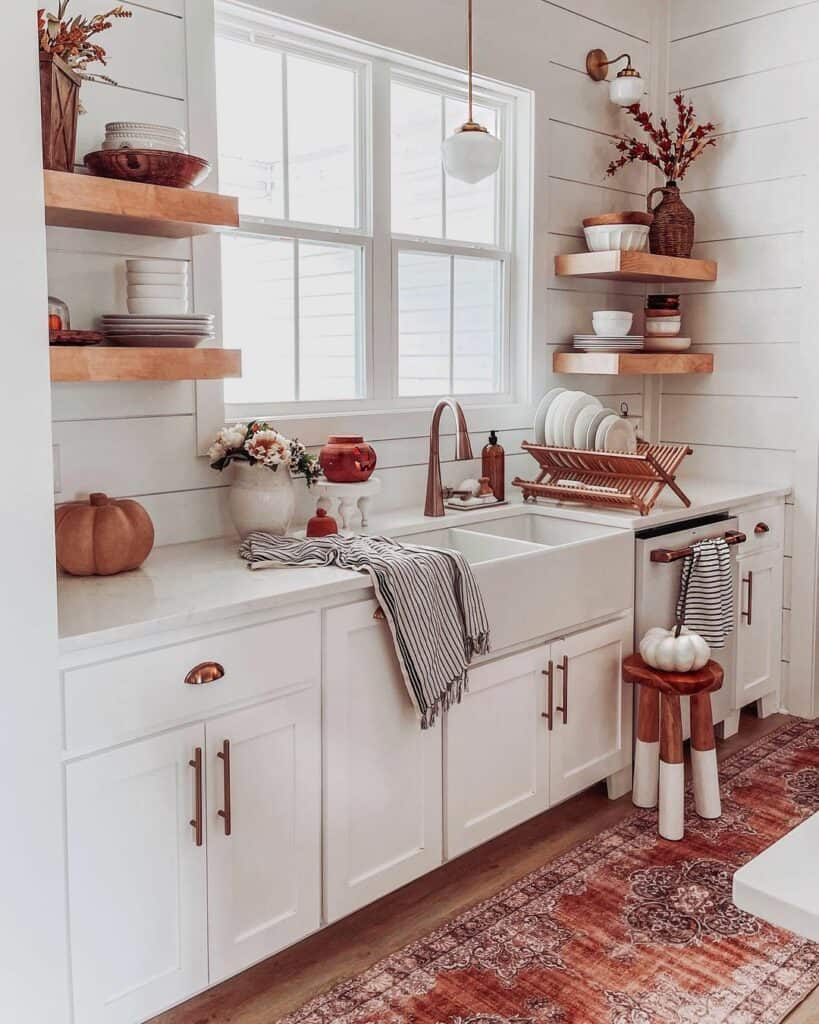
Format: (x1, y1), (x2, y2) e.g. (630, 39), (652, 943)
(57, 477), (789, 655)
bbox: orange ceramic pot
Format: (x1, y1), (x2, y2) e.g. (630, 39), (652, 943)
(319, 435), (377, 483)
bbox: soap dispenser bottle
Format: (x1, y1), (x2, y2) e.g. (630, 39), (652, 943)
(482, 430), (505, 502)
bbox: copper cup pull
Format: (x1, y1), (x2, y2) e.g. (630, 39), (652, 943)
(541, 660), (555, 730)
(185, 661), (225, 686)
(755, 522), (770, 535)
(217, 739), (232, 837)
(742, 571), (754, 625)
(556, 655), (569, 724)
(373, 606), (386, 621)
(189, 747), (203, 847)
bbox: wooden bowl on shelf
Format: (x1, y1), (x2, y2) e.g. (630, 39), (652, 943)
(84, 149), (211, 189)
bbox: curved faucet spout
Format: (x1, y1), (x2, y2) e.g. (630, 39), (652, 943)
(424, 398), (474, 517)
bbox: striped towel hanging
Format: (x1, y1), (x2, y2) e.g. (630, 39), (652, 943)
(676, 537), (735, 648)
(239, 532), (490, 728)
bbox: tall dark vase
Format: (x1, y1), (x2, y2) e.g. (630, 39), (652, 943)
(647, 181), (695, 258)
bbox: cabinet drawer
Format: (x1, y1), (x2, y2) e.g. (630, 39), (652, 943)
(64, 611), (319, 754)
(737, 503), (784, 556)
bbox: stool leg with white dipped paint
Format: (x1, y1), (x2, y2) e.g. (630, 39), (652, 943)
(633, 685), (660, 808)
(690, 692), (721, 819)
(659, 693), (685, 841)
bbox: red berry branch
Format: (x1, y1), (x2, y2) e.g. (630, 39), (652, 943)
(606, 92), (718, 183)
(38, 2), (132, 85)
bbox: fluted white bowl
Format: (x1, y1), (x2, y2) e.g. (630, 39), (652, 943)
(583, 223), (650, 252)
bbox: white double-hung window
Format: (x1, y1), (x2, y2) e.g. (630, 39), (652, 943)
(214, 5), (529, 423)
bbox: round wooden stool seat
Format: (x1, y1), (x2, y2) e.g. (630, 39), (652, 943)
(622, 654), (724, 695)
(622, 653), (724, 841)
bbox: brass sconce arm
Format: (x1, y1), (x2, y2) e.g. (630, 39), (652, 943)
(586, 49), (635, 81)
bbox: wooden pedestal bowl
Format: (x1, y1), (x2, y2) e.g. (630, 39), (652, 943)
(84, 149), (211, 189)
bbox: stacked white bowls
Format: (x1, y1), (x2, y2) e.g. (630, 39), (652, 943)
(126, 258), (189, 315)
(102, 122), (187, 153)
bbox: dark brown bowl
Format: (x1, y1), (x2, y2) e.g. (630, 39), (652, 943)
(84, 149), (211, 189)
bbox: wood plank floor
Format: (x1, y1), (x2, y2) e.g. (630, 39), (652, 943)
(152, 711), (819, 1024)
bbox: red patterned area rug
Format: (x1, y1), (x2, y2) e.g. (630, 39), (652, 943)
(282, 720), (819, 1024)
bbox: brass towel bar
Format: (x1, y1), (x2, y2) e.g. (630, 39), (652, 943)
(650, 529), (747, 564)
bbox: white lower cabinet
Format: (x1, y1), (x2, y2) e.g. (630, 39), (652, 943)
(445, 647), (549, 858)
(323, 599), (443, 922)
(66, 723), (209, 1024)
(206, 686), (321, 983)
(548, 616), (633, 806)
(735, 548), (783, 708)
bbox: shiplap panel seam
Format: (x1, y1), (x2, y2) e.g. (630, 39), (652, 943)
(548, 175), (642, 197)
(540, 1), (649, 42)
(686, 173), (804, 195)
(671, 0), (817, 41)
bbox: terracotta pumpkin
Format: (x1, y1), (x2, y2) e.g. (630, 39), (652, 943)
(55, 492), (155, 576)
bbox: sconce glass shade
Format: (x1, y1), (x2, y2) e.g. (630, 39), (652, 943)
(610, 70), (643, 106)
(442, 125), (502, 184)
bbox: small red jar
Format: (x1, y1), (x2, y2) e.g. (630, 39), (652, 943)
(318, 435), (377, 483)
(306, 507), (338, 537)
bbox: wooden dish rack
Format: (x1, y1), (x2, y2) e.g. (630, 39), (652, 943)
(512, 441), (693, 516)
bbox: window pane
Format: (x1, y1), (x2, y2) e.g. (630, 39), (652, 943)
(391, 82), (443, 238)
(216, 37), (284, 219)
(398, 251), (451, 396)
(222, 235), (295, 404)
(287, 55), (357, 228)
(444, 97), (498, 245)
(298, 242), (363, 400)
(453, 256), (503, 394)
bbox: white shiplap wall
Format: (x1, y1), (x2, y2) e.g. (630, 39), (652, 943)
(49, 0), (660, 545)
(662, 0), (819, 714)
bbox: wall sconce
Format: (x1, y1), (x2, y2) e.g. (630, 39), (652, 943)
(586, 49), (643, 106)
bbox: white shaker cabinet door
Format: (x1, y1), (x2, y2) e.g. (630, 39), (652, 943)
(323, 600), (443, 923)
(445, 647), (550, 858)
(735, 549), (782, 707)
(549, 616), (633, 806)
(206, 685), (321, 983)
(66, 724), (208, 1024)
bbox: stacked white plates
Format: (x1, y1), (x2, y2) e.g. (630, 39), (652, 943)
(102, 121), (187, 153)
(533, 387), (637, 453)
(101, 314), (215, 348)
(126, 258), (189, 315)
(573, 334), (644, 352)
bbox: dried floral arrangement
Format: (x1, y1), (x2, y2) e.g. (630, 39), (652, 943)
(209, 421), (322, 486)
(38, 1), (132, 86)
(606, 92), (718, 184)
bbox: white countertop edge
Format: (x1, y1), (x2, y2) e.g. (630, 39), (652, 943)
(57, 478), (791, 657)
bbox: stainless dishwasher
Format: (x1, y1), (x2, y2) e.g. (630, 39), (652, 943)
(635, 513), (742, 738)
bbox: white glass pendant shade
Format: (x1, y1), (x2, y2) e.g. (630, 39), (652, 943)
(442, 125), (502, 184)
(610, 70), (643, 106)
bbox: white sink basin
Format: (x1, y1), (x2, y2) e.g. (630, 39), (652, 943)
(397, 513), (634, 651)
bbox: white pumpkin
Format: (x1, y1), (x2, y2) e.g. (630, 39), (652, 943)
(639, 625), (710, 673)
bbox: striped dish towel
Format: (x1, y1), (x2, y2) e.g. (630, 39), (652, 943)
(239, 533), (490, 728)
(676, 537), (735, 648)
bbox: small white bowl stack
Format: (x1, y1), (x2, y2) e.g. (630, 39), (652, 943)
(102, 121), (187, 153)
(127, 258), (189, 315)
(573, 310), (643, 352)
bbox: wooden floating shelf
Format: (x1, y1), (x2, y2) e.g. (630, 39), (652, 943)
(50, 347), (242, 382)
(554, 250), (717, 283)
(44, 170), (239, 238)
(553, 351), (714, 376)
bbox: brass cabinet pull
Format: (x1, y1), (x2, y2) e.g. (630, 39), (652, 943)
(742, 571), (754, 625)
(540, 660), (554, 730)
(754, 522), (770, 535)
(556, 655), (569, 724)
(184, 661), (225, 686)
(217, 739), (232, 836)
(189, 747), (203, 847)
(373, 606), (386, 621)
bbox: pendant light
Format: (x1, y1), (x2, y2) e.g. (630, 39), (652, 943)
(442, 0), (502, 184)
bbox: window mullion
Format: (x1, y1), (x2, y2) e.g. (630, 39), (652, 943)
(370, 58), (393, 402)
(440, 93), (447, 241)
(449, 255), (455, 394)
(293, 239), (300, 401)
(281, 53), (291, 221)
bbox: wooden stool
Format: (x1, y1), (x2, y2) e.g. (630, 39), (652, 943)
(622, 654), (724, 841)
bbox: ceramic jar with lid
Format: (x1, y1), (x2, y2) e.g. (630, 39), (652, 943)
(318, 435), (377, 483)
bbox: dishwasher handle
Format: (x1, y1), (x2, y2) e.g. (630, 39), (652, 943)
(650, 529), (746, 564)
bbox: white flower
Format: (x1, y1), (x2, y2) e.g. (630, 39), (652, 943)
(245, 429), (289, 467)
(217, 424), (247, 451)
(207, 440), (227, 463)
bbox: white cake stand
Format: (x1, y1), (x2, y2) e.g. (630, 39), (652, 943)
(315, 477), (382, 531)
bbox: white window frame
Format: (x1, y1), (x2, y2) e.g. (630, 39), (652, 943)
(190, 2), (534, 451)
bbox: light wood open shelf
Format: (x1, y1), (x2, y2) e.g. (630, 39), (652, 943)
(44, 170), (239, 238)
(50, 346), (242, 382)
(554, 250), (717, 283)
(553, 350), (713, 376)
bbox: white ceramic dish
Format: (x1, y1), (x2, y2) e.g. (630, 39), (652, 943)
(561, 395), (601, 447)
(126, 274), (189, 288)
(102, 314), (211, 322)
(103, 138), (187, 153)
(533, 387), (565, 444)
(127, 284), (189, 299)
(591, 311), (633, 337)
(645, 317), (682, 337)
(595, 415), (637, 453)
(583, 224), (650, 252)
(126, 259), (189, 275)
(126, 298), (190, 315)
(644, 336), (692, 352)
(545, 390), (579, 446)
(572, 404), (602, 449)
(585, 408), (614, 451)
(106, 121), (185, 135)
